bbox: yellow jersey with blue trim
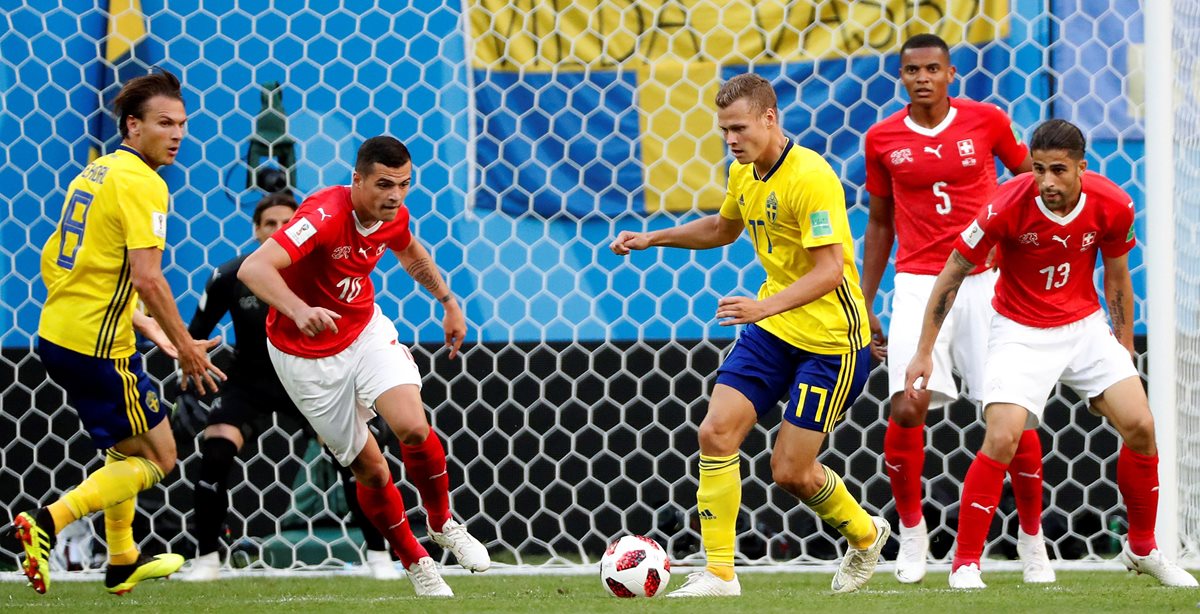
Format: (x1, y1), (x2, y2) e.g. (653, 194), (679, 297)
(39, 146), (170, 358)
(718, 140), (869, 354)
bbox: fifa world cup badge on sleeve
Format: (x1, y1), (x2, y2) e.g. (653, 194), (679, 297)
(961, 220), (985, 249)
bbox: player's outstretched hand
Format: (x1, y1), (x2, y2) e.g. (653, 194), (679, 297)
(178, 336), (227, 396)
(443, 303), (467, 360)
(868, 311), (888, 362)
(610, 231), (651, 255)
(293, 306), (341, 337)
(904, 353), (933, 400)
(716, 296), (769, 326)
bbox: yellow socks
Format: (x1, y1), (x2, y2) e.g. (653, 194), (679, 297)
(802, 464), (876, 549)
(48, 450), (164, 536)
(103, 450), (140, 565)
(697, 453), (741, 581)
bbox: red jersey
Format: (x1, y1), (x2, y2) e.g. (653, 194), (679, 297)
(864, 98), (1028, 274)
(266, 186), (413, 358)
(953, 171), (1135, 328)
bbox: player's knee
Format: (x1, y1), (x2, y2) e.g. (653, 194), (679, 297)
(697, 421), (739, 456)
(889, 393), (929, 427)
(981, 428), (1021, 463)
(150, 455), (176, 477)
(1121, 411), (1157, 454)
(392, 421), (430, 446)
(351, 455), (390, 488)
(770, 460), (822, 499)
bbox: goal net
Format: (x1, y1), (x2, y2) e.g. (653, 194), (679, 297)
(0, 1), (1188, 573)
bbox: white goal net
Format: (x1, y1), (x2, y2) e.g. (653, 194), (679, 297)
(0, 0), (1188, 573)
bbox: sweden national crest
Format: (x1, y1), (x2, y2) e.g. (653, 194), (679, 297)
(765, 191), (779, 226)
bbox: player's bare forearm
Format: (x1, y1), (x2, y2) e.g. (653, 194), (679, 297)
(915, 250), (974, 353)
(129, 249), (195, 350)
(755, 244), (844, 317)
(397, 240), (455, 304)
(1103, 254), (1135, 352)
(860, 195), (895, 305)
(653, 214), (743, 250)
(132, 309), (176, 357)
(238, 240), (308, 321)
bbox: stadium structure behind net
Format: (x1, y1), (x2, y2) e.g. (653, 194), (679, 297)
(1, 0), (1198, 574)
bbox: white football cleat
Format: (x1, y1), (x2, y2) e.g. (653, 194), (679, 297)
(181, 551), (220, 582)
(1119, 541), (1199, 587)
(831, 516), (889, 593)
(666, 569), (741, 597)
(948, 563), (987, 589)
(429, 518), (490, 572)
(894, 517), (928, 584)
(1017, 528), (1056, 583)
(365, 549), (400, 580)
(406, 557), (454, 597)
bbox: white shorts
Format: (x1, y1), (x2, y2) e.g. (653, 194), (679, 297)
(887, 270), (997, 407)
(267, 305), (422, 466)
(983, 311), (1138, 428)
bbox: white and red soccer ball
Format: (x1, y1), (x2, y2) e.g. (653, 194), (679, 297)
(599, 535), (671, 598)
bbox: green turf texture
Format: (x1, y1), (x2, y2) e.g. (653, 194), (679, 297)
(3, 571), (1197, 613)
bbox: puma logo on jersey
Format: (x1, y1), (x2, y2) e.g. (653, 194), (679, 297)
(1051, 234), (1070, 248)
(924, 144), (943, 159)
(357, 247), (371, 258)
(317, 207), (332, 221)
(986, 204), (997, 219)
(970, 502), (995, 514)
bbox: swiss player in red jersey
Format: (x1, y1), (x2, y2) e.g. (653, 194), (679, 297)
(860, 33), (1047, 585)
(906, 119), (1198, 589)
(238, 137), (489, 597)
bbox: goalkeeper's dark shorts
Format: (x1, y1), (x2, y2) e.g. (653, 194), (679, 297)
(37, 337), (166, 449)
(207, 382), (314, 440)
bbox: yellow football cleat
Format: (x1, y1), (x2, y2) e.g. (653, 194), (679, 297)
(11, 511), (54, 594)
(105, 553), (186, 595)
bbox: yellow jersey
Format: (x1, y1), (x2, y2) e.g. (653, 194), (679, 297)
(39, 146), (169, 358)
(718, 140), (869, 354)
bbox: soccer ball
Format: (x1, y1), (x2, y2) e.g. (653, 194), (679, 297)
(599, 535), (671, 598)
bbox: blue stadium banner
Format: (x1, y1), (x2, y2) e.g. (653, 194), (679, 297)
(467, 0), (1010, 218)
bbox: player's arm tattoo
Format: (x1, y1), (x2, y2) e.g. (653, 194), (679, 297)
(404, 256), (446, 298)
(930, 251), (974, 329)
(1108, 287), (1128, 340)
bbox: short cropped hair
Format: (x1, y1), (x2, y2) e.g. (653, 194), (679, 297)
(112, 69), (183, 138)
(715, 74), (778, 114)
(900, 33), (951, 57)
(1030, 119), (1087, 160)
(252, 190), (298, 225)
(355, 136), (411, 175)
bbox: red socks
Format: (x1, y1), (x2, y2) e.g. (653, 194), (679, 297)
(884, 418), (926, 528)
(401, 431), (452, 532)
(1007, 429), (1045, 535)
(1118, 444), (1159, 556)
(953, 452), (1007, 570)
(355, 477), (428, 567)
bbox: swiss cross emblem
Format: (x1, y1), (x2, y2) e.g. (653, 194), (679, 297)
(1081, 231), (1096, 250)
(957, 139), (975, 156)
(890, 148), (913, 165)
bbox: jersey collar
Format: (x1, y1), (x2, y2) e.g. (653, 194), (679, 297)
(753, 138), (793, 183)
(902, 101), (958, 138)
(1035, 192), (1088, 226)
(117, 144), (150, 167)
(351, 210), (383, 236)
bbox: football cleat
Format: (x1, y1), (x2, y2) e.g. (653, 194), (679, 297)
(1017, 528), (1056, 583)
(181, 551), (220, 582)
(406, 557), (454, 597)
(366, 549), (401, 580)
(894, 517), (928, 584)
(831, 516), (889, 593)
(429, 519), (490, 572)
(106, 553), (185, 595)
(9, 511), (54, 594)
(666, 569), (741, 597)
(1119, 541), (1198, 587)
(948, 563), (987, 589)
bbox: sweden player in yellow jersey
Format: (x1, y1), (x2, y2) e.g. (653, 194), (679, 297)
(7, 70), (225, 596)
(611, 73), (888, 596)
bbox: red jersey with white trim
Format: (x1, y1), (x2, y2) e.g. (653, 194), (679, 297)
(953, 171), (1135, 328)
(266, 185), (413, 358)
(864, 98), (1028, 274)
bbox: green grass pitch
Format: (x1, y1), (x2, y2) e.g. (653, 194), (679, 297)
(3, 571), (1197, 613)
